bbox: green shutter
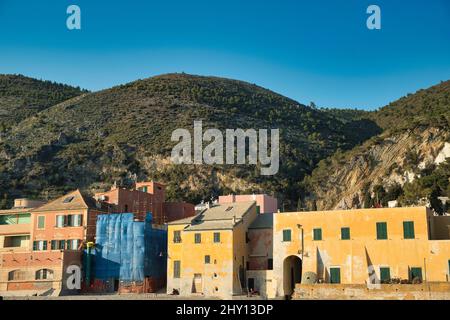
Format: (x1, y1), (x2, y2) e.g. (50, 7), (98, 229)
(330, 268), (341, 284)
(380, 267), (391, 282)
(341, 227), (350, 240)
(403, 221), (415, 239)
(38, 216), (45, 229)
(174, 260), (181, 278)
(33, 241), (38, 251)
(376, 222), (387, 239)
(410, 267), (422, 281)
(283, 229), (291, 242)
(313, 228), (322, 241)
(51, 240), (57, 250)
(42, 241), (47, 250)
(256, 206), (260, 214)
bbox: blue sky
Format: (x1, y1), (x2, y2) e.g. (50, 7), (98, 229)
(0, 0), (449, 109)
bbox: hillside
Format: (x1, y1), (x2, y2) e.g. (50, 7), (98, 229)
(302, 80), (450, 212)
(0, 73), (380, 209)
(0, 74), (87, 132)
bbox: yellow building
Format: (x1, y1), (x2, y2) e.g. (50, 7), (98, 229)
(166, 201), (257, 299)
(272, 207), (450, 298)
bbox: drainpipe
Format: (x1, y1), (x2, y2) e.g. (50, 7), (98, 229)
(423, 257), (427, 282)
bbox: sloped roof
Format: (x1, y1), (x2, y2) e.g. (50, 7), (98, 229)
(32, 190), (101, 212)
(248, 213), (273, 229)
(168, 201), (256, 231)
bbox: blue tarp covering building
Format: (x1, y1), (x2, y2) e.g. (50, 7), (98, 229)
(91, 213), (167, 283)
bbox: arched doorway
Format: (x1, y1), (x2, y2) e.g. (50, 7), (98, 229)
(283, 255), (302, 296)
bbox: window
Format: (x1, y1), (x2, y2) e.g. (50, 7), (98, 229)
(380, 267), (391, 283)
(35, 269), (54, 280)
(268, 258), (273, 270)
(173, 230), (182, 243)
(330, 267), (341, 284)
(376, 222), (388, 240)
(4, 236), (29, 248)
(194, 233), (201, 244)
(66, 239), (80, 250)
(72, 214), (82, 227)
(63, 196), (74, 203)
(403, 221), (415, 239)
(37, 216), (45, 229)
(341, 227), (350, 240)
(410, 267), (422, 281)
(313, 228), (322, 241)
(205, 255), (211, 264)
(33, 240), (47, 251)
(174, 260), (181, 278)
(8, 270), (28, 281)
(213, 232), (220, 243)
(51, 240), (65, 250)
(282, 229), (291, 242)
(67, 215), (73, 227)
(256, 205), (260, 214)
(0, 213), (31, 225)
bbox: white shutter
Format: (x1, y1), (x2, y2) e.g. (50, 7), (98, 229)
(56, 215), (64, 228)
(73, 214), (82, 227)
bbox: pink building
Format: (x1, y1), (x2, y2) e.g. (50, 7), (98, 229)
(218, 194), (278, 214)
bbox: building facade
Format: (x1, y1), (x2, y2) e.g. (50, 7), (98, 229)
(166, 201), (257, 299)
(272, 207), (450, 297)
(0, 190), (110, 294)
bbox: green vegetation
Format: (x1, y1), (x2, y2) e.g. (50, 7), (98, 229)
(303, 80), (450, 213)
(0, 73), (381, 209)
(0, 73), (448, 213)
(370, 80), (450, 132)
(0, 74), (86, 131)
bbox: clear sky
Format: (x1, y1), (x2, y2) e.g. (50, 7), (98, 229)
(0, 0), (449, 109)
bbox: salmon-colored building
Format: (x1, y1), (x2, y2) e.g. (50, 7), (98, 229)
(0, 190), (111, 294)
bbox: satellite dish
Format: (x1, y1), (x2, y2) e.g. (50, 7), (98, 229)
(301, 271), (318, 284)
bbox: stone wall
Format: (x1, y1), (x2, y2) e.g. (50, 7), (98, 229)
(293, 282), (450, 300)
